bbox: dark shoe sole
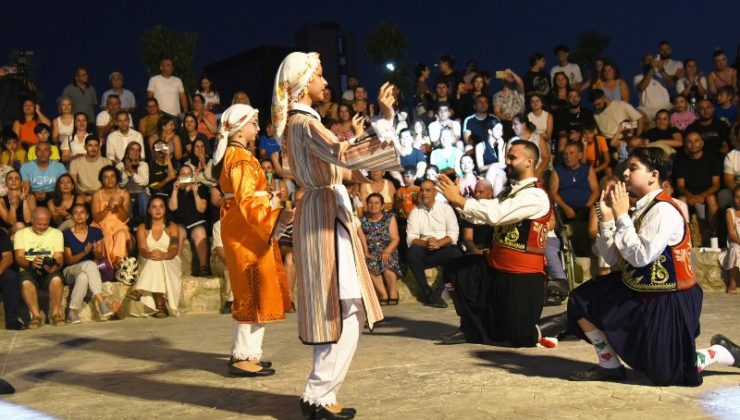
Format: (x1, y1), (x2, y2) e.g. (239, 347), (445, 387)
(228, 365), (276, 377)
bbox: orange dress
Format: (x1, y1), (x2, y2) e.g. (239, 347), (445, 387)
(219, 144), (290, 323)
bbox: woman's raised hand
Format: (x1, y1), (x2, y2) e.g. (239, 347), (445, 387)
(377, 82), (396, 120)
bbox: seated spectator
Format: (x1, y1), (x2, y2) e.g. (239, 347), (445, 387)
(96, 94), (122, 142)
(351, 85), (375, 122)
(342, 74), (358, 103)
(191, 94), (217, 139)
(412, 120), (432, 155)
(0, 227), (21, 329)
(230, 90), (251, 105)
(101, 71), (136, 113)
(456, 73), (488, 120)
(61, 112), (90, 163)
(670, 95), (697, 131)
(429, 80), (456, 121)
(511, 113), (550, 181)
(359, 170), (396, 215)
(549, 142), (599, 221)
(599, 62), (630, 102)
(457, 156), (477, 196)
(106, 110), (145, 164)
(720, 127), (740, 209)
(69, 135), (112, 195)
(1, 132), (27, 170)
(493, 69), (526, 133)
(329, 104), (356, 143)
(527, 93), (553, 141)
(398, 128), (427, 182)
(634, 53), (674, 120)
(26, 123), (61, 161)
(358, 193), (401, 305)
(677, 59), (708, 106)
(20, 141), (67, 205)
(138, 97), (162, 139)
(613, 135), (647, 178)
(169, 165), (210, 276)
(151, 116), (183, 161)
(47, 174), (86, 231)
(721, 186), (740, 293)
(547, 72), (571, 115)
(12, 97), (51, 148)
(128, 197), (181, 318)
(579, 123), (611, 176)
(15, 207), (64, 328)
(0, 170), (35, 234)
(644, 109), (683, 153)
(185, 138), (217, 187)
(554, 88), (595, 136)
(0, 155), (15, 198)
(394, 166), (421, 220)
(686, 99), (731, 158)
(52, 95), (75, 145)
(591, 89), (644, 140)
(428, 103), (461, 147)
(551, 44), (584, 89)
(674, 131), (721, 229)
(179, 113), (208, 163)
(91, 165), (131, 268)
(476, 121), (507, 194)
(212, 219), (233, 314)
(117, 142), (150, 225)
(260, 159), (288, 209)
(430, 128), (463, 175)
(588, 175), (621, 277)
(406, 179), (462, 308)
(195, 75), (220, 112)
(148, 140), (177, 198)
(460, 180), (494, 255)
(315, 85), (338, 127)
(714, 86), (737, 127)
(708, 49), (738, 97)
(62, 204), (113, 324)
(462, 95), (497, 146)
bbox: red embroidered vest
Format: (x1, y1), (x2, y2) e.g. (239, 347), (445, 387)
(487, 182), (551, 274)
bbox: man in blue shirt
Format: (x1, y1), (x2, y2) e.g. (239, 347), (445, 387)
(20, 141), (67, 205)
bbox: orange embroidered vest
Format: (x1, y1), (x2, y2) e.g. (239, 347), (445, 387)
(487, 182), (551, 274)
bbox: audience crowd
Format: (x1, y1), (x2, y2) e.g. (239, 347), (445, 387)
(1, 42), (739, 330)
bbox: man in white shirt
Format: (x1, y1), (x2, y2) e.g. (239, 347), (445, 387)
(147, 58), (188, 116)
(106, 111), (145, 163)
(657, 41), (684, 79)
(634, 53), (674, 120)
(406, 179), (461, 308)
(550, 44), (583, 89)
(591, 89), (644, 139)
(427, 103), (461, 147)
(96, 95), (122, 143)
(436, 140), (552, 347)
(720, 142), (740, 208)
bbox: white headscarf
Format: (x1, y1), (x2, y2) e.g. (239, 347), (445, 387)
(271, 51), (321, 143)
(213, 104), (258, 165)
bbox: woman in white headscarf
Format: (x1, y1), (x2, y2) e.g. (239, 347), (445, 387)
(273, 51), (401, 418)
(214, 104), (291, 378)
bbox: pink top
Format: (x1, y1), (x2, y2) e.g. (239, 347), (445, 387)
(670, 111), (697, 131)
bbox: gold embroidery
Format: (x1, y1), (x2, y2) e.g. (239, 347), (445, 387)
(495, 223), (525, 251)
(651, 255), (670, 283)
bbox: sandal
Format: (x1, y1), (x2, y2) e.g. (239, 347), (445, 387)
(126, 289), (142, 301)
(388, 298), (399, 305)
(28, 317), (42, 329)
(51, 314), (66, 326)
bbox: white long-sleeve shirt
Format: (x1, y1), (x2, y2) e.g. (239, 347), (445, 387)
(406, 201), (459, 247)
(596, 189), (684, 268)
(458, 177), (550, 227)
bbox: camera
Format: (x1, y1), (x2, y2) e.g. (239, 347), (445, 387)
(42, 256), (56, 267)
(154, 143), (168, 152)
(178, 175), (196, 184)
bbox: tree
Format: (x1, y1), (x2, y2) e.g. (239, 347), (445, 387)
(570, 30), (610, 79)
(364, 22), (411, 94)
(141, 25), (198, 93)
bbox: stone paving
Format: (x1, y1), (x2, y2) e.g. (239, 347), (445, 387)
(1, 293), (740, 419)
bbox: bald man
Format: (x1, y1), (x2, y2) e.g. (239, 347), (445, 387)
(14, 207), (65, 327)
(461, 180), (495, 255)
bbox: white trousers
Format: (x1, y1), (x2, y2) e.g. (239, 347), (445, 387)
(63, 260), (103, 310)
(302, 299), (364, 406)
(232, 320), (265, 360)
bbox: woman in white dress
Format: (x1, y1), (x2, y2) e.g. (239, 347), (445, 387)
(127, 197), (182, 317)
(53, 96), (75, 145)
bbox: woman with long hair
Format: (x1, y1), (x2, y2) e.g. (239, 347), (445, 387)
(48, 174), (86, 231)
(91, 165), (131, 268)
(151, 115), (182, 161)
(12, 98), (51, 147)
(0, 170), (35, 234)
(61, 112), (90, 163)
(548, 71), (571, 114)
(315, 85), (339, 127)
(512, 113), (550, 181)
(329, 104), (355, 142)
(600, 62), (630, 102)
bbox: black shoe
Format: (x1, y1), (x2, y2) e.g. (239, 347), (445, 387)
(314, 405), (356, 419)
(6, 323), (27, 331)
(537, 312), (568, 339)
(0, 378), (14, 394)
(547, 279), (569, 297)
(220, 301), (233, 314)
(569, 365), (627, 382)
(424, 295), (448, 308)
(199, 267), (212, 277)
(229, 356), (272, 369)
(437, 331), (468, 345)
(228, 360), (275, 377)
(710, 334), (740, 367)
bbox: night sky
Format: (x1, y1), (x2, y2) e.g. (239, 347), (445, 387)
(3, 0), (739, 114)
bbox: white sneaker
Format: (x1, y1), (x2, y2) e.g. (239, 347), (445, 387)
(99, 302), (114, 321)
(67, 309), (82, 324)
